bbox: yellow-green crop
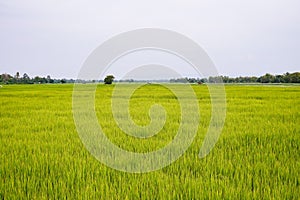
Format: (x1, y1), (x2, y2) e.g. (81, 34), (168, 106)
(0, 84), (299, 199)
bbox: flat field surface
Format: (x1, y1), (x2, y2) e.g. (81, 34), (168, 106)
(0, 84), (299, 199)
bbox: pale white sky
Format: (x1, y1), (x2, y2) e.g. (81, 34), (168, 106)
(0, 0), (299, 79)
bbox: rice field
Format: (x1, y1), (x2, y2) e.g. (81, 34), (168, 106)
(0, 84), (299, 199)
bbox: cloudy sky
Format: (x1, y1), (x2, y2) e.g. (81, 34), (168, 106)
(0, 0), (299, 79)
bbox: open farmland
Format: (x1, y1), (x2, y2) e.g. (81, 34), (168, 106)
(0, 84), (299, 199)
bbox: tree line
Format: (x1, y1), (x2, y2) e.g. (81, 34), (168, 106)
(1, 72), (299, 84)
(0, 72), (74, 84)
(170, 72), (300, 84)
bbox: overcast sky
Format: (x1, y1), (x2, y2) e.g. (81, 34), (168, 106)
(0, 0), (299, 79)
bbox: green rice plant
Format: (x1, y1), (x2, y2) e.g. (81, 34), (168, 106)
(0, 84), (299, 199)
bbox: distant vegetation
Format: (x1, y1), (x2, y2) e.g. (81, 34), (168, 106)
(170, 72), (300, 84)
(0, 72), (299, 84)
(0, 72), (73, 84)
(104, 75), (115, 84)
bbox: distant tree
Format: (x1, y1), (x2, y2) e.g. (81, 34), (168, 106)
(258, 73), (275, 83)
(23, 73), (29, 79)
(46, 75), (53, 83)
(2, 73), (11, 84)
(222, 76), (230, 83)
(22, 73), (31, 83)
(15, 72), (20, 83)
(33, 76), (41, 84)
(288, 72), (300, 83)
(202, 78), (208, 83)
(274, 75), (283, 83)
(104, 75), (115, 84)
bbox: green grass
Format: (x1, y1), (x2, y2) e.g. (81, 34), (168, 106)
(0, 84), (299, 199)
